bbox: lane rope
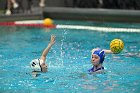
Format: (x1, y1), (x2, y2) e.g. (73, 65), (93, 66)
(0, 20), (140, 32)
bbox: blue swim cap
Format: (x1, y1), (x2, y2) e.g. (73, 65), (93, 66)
(92, 49), (105, 64)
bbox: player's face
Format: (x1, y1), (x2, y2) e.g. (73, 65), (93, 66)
(91, 54), (100, 66)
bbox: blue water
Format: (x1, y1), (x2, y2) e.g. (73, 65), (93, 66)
(0, 21), (140, 93)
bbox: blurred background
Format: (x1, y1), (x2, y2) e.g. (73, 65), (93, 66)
(0, 0), (140, 15)
(0, 0), (140, 22)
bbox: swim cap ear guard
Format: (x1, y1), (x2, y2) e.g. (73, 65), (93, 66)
(30, 59), (42, 72)
(92, 49), (105, 64)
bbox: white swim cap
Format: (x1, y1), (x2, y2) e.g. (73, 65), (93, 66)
(30, 59), (42, 71)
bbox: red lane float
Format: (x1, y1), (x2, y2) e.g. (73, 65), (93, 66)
(0, 18), (56, 28)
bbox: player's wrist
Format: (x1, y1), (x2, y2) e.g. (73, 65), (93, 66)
(48, 43), (54, 46)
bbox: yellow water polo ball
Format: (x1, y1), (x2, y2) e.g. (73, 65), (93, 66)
(110, 39), (124, 54)
(43, 18), (53, 26)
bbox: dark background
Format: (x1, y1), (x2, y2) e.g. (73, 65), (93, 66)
(0, 0), (140, 10)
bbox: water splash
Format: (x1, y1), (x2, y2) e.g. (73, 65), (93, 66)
(60, 29), (67, 67)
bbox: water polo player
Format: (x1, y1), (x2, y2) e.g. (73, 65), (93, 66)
(88, 48), (113, 73)
(30, 35), (55, 76)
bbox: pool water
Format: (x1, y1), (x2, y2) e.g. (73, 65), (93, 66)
(0, 21), (140, 93)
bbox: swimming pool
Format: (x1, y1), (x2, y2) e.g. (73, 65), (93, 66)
(0, 20), (140, 93)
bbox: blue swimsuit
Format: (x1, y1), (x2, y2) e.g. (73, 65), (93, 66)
(88, 66), (104, 73)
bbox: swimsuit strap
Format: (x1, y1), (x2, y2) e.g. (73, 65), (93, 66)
(88, 66), (104, 72)
(94, 67), (104, 72)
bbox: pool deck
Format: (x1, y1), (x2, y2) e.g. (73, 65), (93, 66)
(0, 13), (43, 22)
(0, 7), (140, 23)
